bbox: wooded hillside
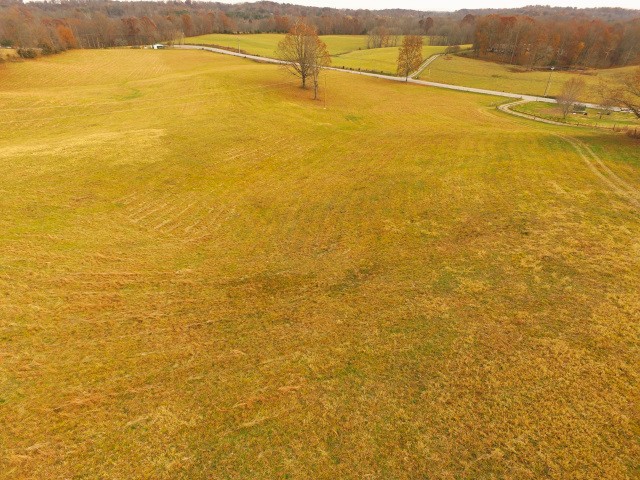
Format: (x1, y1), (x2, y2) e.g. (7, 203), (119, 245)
(0, 0), (638, 68)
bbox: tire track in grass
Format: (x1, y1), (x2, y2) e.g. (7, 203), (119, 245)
(167, 204), (211, 234)
(580, 140), (640, 200)
(115, 135), (297, 240)
(558, 135), (640, 209)
(182, 206), (235, 241)
(323, 132), (393, 253)
(497, 100), (640, 209)
(180, 138), (304, 242)
(154, 201), (199, 232)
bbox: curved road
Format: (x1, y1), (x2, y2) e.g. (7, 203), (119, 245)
(174, 44), (612, 109)
(175, 44), (556, 103)
(497, 100), (570, 126)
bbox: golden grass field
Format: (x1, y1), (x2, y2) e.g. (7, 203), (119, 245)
(331, 44), (460, 74)
(184, 33), (369, 56)
(1, 49), (639, 479)
(183, 34), (463, 74)
(419, 54), (637, 103)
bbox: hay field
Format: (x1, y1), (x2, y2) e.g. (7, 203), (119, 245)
(1, 49), (639, 479)
(418, 54), (637, 102)
(184, 33), (368, 56)
(183, 34), (457, 74)
(331, 44), (459, 74)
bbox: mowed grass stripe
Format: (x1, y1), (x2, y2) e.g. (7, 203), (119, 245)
(1, 49), (639, 479)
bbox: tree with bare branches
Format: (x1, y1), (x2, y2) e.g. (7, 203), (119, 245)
(592, 79), (616, 119)
(277, 20), (331, 100)
(397, 35), (423, 81)
(557, 78), (586, 119)
(617, 67), (640, 118)
(367, 26), (391, 49)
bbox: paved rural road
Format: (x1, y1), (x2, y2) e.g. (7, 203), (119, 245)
(410, 54), (442, 78)
(174, 44), (611, 110)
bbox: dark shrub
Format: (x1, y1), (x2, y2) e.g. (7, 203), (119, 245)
(17, 48), (38, 59)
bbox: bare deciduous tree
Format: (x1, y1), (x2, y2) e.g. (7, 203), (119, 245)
(277, 20), (331, 100)
(397, 35), (423, 81)
(592, 79), (616, 119)
(557, 78), (586, 119)
(419, 17), (434, 35)
(617, 67), (640, 118)
(367, 26), (391, 49)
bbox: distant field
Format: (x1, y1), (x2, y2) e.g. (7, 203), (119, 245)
(183, 34), (462, 74)
(183, 33), (368, 57)
(418, 54), (636, 102)
(332, 44), (463, 74)
(512, 101), (640, 128)
(2, 49), (640, 479)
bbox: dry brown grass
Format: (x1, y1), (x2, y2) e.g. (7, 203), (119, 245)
(0, 49), (639, 479)
(0, 48), (16, 61)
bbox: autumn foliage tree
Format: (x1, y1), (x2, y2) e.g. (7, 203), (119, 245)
(397, 35), (423, 81)
(1, 1), (638, 64)
(56, 25), (77, 49)
(277, 20), (331, 100)
(472, 14), (640, 69)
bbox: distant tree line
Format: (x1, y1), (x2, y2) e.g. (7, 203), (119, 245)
(471, 14), (640, 68)
(0, 0), (638, 69)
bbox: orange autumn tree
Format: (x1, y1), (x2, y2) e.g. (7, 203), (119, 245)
(56, 24), (77, 49)
(277, 19), (331, 100)
(397, 35), (423, 81)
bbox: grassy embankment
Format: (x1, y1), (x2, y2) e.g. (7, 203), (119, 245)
(1, 48), (639, 479)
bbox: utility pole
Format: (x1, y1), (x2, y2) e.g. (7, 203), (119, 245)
(324, 74), (327, 109)
(544, 66), (555, 97)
